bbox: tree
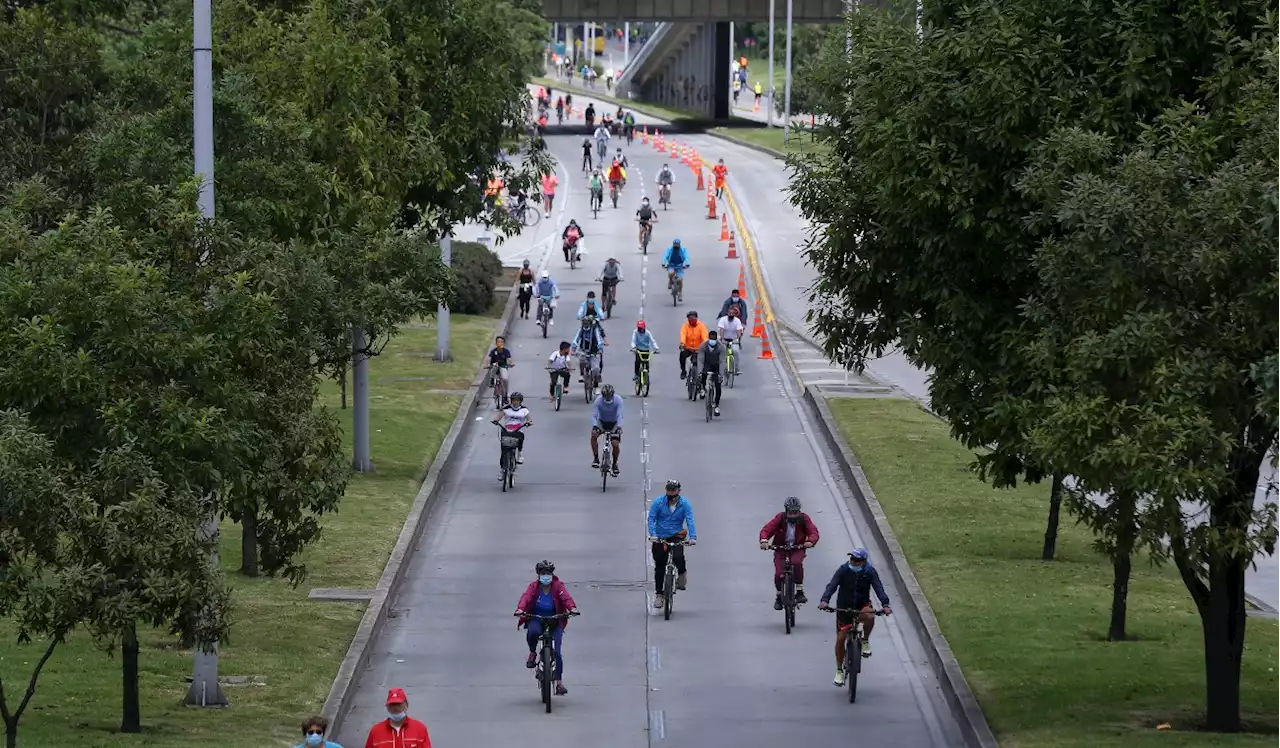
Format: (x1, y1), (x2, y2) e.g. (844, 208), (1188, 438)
(1018, 38), (1278, 724)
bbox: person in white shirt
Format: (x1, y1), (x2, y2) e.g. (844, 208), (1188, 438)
(546, 341), (574, 402)
(716, 306), (746, 375)
(492, 392), (533, 464)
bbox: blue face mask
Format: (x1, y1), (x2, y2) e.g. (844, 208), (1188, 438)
(848, 562), (866, 573)
(707, 340), (717, 347)
(388, 711), (406, 722)
(305, 734), (324, 746)
(539, 574), (553, 585)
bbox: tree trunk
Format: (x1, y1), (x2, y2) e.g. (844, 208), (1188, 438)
(1201, 552), (1247, 732)
(240, 504), (259, 577)
(1042, 474), (1064, 561)
(1107, 491), (1136, 642)
(339, 367), (347, 410)
(120, 623), (141, 733)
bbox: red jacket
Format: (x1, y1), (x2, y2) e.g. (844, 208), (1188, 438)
(516, 576), (578, 629)
(364, 717), (431, 748)
(759, 512), (819, 546)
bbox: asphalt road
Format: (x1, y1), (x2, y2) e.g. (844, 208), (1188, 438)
(336, 107), (966, 745)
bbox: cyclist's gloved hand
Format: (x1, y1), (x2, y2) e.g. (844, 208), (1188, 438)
(803, 542), (815, 549)
(687, 539), (697, 546)
(817, 601), (831, 610)
(759, 540), (770, 550)
(882, 606), (892, 615)
(648, 536), (659, 543)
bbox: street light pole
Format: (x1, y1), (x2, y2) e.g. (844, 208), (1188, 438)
(783, 0), (793, 143)
(185, 0), (229, 709)
(434, 233), (452, 362)
(767, 0), (775, 127)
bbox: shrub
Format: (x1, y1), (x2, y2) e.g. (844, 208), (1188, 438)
(451, 240), (503, 314)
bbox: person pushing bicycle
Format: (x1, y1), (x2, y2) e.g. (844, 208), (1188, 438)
(759, 497), (820, 610)
(817, 548), (892, 686)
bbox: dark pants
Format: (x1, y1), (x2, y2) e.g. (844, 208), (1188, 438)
(518, 288), (532, 316)
(526, 620), (565, 680)
(772, 549), (807, 588)
(500, 431), (525, 465)
(601, 279), (618, 304)
(548, 369), (570, 397)
(679, 349), (696, 376)
(651, 541), (686, 593)
(701, 368), (722, 406)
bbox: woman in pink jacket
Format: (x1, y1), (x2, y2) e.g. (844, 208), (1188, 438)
(514, 560), (579, 695)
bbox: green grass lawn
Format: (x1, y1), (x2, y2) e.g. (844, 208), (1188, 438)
(711, 125), (828, 156)
(828, 398), (1279, 748)
(0, 315), (497, 748)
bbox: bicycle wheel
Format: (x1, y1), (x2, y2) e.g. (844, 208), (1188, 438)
(783, 572), (795, 635)
(672, 284), (679, 306)
(705, 387), (713, 422)
(687, 371), (697, 401)
(642, 370), (650, 397)
(725, 355), (736, 389)
(554, 382), (562, 411)
(600, 456), (609, 491)
(523, 207), (542, 227)
(847, 634), (860, 703)
(541, 644), (555, 711)
(501, 451), (512, 492)
(663, 568), (675, 620)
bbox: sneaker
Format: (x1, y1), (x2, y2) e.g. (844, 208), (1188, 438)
(612, 467), (619, 477)
(549, 319), (554, 326)
(773, 594), (783, 611)
(555, 682), (568, 696)
(526, 652), (537, 669)
(516, 451), (524, 464)
(679, 371), (686, 380)
(676, 572), (687, 590)
(714, 407), (721, 417)
(591, 459), (600, 468)
(578, 376), (585, 382)
(834, 669), (846, 687)
(796, 590), (808, 605)
(653, 597), (665, 609)
(861, 639), (872, 658)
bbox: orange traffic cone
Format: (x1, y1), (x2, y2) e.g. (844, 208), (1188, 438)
(706, 189), (717, 219)
(737, 267), (748, 297)
(758, 330), (775, 360)
(751, 299), (765, 338)
(719, 214), (729, 241)
(641, 126), (650, 144)
(726, 231), (739, 259)
(696, 168), (705, 191)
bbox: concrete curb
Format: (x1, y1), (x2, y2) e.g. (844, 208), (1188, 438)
(804, 390), (1000, 748)
(323, 282), (522, 737)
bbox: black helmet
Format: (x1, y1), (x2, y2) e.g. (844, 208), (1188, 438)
(665, 479), (681, 492)
(509, 391), (524, 404)
(536, 560), (555, 574)
(601, 383), (615, 399)
(784, 496), (802, 514)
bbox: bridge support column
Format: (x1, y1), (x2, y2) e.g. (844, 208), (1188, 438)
(713, 22), (730, 119)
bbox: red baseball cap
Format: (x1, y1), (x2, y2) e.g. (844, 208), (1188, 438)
(385, 688), (407, 705)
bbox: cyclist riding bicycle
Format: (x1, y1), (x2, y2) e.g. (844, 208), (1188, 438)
(572, 316), (606, 385)
(546, 341), (573, 402)
(677, 310), (708, 380)
(697, 330), (725, 417)
(622, 110), (636, 136)
(534, 270), (560, 325)
(630, 320), (659, 382)
(590, 383), (624, 474)
(576, 290), (609, 322)
(817, 548), (892, 685)
(662, 238), (689, 292)
(587, 170), (605, 210)
(593, 124), (610, 159)
(606, 160), (627, 194)
(562, 220), (584, 263)
(597, 258), (623, 306)
(647, 479), (698, 607)
(514, 560), (579, 697)
(614, 148), (629, 169)
(759, 497), (820, 609)
(636, 198), (656, 248)
(485, 335), (515, 399)
(717, 306), (746, 374)
(490, 391), (532, 465)
(656, 164), (675, 188)
(718, 288), (748, 321)
(581, 138), (594, 172)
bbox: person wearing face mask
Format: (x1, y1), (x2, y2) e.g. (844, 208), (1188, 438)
(817, 548), (892, 686)
(718, 288), (748, 323)
(696, 330), (725, 417)
(758, 497), (820, 610)
(515, 560), (580, 696)
(296, 715), (343, 748)
(364, 687), (432, 748)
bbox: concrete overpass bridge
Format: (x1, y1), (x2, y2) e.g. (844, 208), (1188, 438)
(544, 0), (853, 119)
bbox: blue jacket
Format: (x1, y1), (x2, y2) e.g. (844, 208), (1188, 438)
(577, 300), (608, 320)
(631, 329), (658, 352)
(648, 495), (696, 540)
(662, 244), (688, 268)
(534, 277), (559, 298)
(592, 394), (624, 428)
(573, 324), (605, 353)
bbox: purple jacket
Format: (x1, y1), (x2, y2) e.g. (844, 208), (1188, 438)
(516, 576), (577, 629)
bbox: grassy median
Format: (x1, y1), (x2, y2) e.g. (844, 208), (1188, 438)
(711, 126), (828, 156)
(0, 315), (496, 748)
(828, 397), (1278, 748)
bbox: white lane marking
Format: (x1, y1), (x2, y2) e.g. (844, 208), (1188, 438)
(534, 157), (573, 275)
(650, 709), (666, 740)
(649, 645), (662, 672)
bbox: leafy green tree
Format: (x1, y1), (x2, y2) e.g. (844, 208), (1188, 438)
(1018, 39), (1277, 725)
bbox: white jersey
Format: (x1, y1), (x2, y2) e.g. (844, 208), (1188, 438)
(547, 351), (573, 371)
(498, 406), (532, 429)
(717, 315), (745, 342)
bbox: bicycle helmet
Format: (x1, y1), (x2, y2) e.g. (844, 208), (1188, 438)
(508, 391), (524, 405)
(672, 238), (682, 246)
(541, 270), (550, 279)
(664, 479), (681, 492)
(849, 548), (869, 561)
(686, 310), (698, 319)
(600, 383), (615, 400)
(536, 560), (555, 574)
(636, 320), (646, 331)
(784, 497), (802, 515)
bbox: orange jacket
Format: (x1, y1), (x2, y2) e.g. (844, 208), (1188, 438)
(365, 717), (432, 748)
(712, 164), (728, 186)
(679, 320), (708, 350)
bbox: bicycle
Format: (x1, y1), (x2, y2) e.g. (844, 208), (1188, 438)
(823, 607), (890, 703)
(609, 180), (620, 209)
(536, 296), (553, 338)
(703, 371), (719, 422)
(566, 240), (579, 270)
(581, 353), (601, 403)
(724, 340), (737, 389)
(625, 125), (635, 145)
(655, 539), (693, 620)
(638, 220), (653, 254)
(548, 367), (568, 411)
(488, 364), (508, 410)
(763, 543), (805, 634)
(590, 188), (602, 219)
(508, 201), (541, 227)
(514, 611), (579, 712)
(600, 279), (620, 318)
(658, 184), (671, 210)
(495, 422), (527, 491)
(595, 426), (619, 491)
(684, 356), (699, 401)
(596, 141), (607, 163)
(633, 349), (656, 397)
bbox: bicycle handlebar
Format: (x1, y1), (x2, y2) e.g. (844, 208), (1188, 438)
(763, 543), (807, 551)
(514, 611), (580, 620)
(652, 539), (694, 547)
(822, 607), (890, 616)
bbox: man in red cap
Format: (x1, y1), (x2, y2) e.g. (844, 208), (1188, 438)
(364, 687), (431, 748)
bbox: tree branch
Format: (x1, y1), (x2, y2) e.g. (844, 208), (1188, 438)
(0, 634), (61, 728)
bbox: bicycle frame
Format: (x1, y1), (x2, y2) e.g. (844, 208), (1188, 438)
(766, 543), (804, 634)
(489, 364), (507, 408)
(515, 611), (578, 713)
(659, 540), (692, 620)
(634, 349), (653, 397)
